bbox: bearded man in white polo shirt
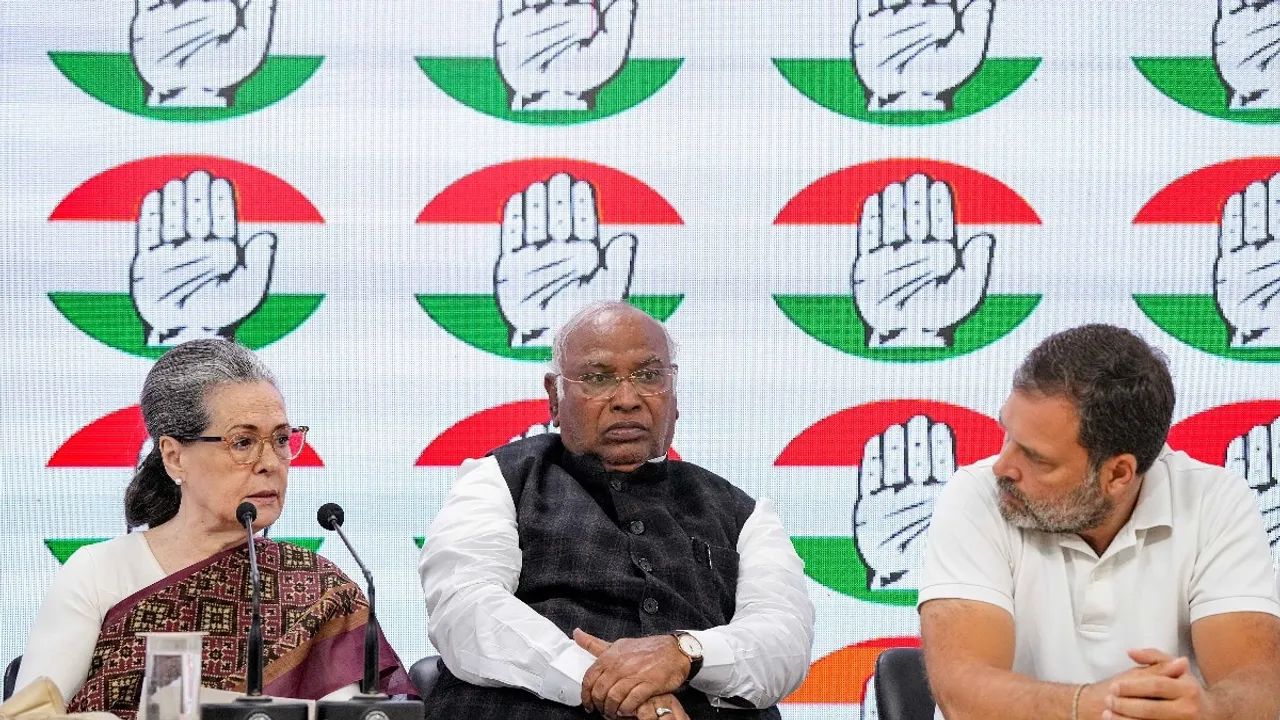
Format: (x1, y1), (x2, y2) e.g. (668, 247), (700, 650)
(919, 324), (1280, 720)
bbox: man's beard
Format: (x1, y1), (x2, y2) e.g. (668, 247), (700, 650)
(996, 469), (1114, 533)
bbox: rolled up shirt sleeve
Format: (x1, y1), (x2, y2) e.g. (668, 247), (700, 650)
(419, 456), (597, 706)
(1187, 466), (1280, 622)
(687, 498), (816, 709)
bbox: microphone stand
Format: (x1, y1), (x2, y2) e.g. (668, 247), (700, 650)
(245, 508), (264, 698)
(316, 503), (423, 720)
(327, 517), (379, 694)
(201, 503), (307, 720)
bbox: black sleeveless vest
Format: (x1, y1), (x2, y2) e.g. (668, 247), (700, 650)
(426, 434), (781, 719)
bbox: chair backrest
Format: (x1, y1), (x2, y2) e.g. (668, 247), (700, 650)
(874, 647), (936, 720)
(408, 655), (442, 700)
(3, 655), (21, 701)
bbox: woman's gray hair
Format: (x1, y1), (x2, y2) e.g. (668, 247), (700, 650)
(547, 301), (679, 375)
(124, 339), (277, 529)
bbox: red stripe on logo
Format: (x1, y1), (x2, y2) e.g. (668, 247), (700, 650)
(417, 400), (553, 466)
(1134, 157), (1280, 224)
(1167, 400), (1280, 465)
(416, 159), (682, 225)
(774, 159), (1040, 225)
(50, 155), (324, 223)
(416, 399), (681, 466)
(48, 406), (147, 467)
(775, 399), (1003, 466)
(49, 405), (324, 467)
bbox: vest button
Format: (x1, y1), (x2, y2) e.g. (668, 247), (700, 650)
(642, 598), (659, 614)
(637, 557), (653, 573)
(630, 520), (645, 535)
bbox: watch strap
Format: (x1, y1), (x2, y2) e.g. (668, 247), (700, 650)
(686, 653), (703, 683)
(671, 632), (703, 683)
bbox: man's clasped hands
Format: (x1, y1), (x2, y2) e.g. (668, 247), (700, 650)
(573, 629), (694, 720)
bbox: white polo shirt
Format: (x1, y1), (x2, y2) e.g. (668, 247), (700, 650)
(918, 447), (1280, 691)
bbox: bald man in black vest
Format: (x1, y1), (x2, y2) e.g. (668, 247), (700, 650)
(420, 301), (814, 720)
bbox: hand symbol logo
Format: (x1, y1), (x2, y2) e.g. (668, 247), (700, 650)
(852, 0), (994, 111)
(1214, 0), (1280, 110)
(853, 174), (995, 348)
(131, 0), (277, 108)
(853, 415), (954, 590)
(130, 171), (277, 346)
(1226, 418), (1280, 552)
(494, 173), (638, 347)
(1215, 173), (1280, 347)
(495, 0), (637, 111)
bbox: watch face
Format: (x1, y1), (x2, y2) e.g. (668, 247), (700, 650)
(678, 633), (703, 658)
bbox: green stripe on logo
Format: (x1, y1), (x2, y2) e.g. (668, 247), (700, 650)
(49, 293), (324, 360)
(44, 538), (108, 564)
(416, 294), (683, 362)
(773, 294), (1040, 362)
(417, 57), (682, 125)
(48, 52), (323, 122)
(44, 537), (323, 563)
(1134, 294), (1280, 361)
(277, 537), (324, 553)
(773, 57), (1040, 126)
(1133, 58), (1280, 124)
(791, 536), (917, 606)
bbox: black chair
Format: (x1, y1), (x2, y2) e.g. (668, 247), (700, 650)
(409, 655), (442, 700)
(874, 647), (935, 720)
(3, 655), (20, 701)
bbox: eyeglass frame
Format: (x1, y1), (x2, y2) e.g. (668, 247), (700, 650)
(556, 365), (679, 399)
(190, 426), (310, 465)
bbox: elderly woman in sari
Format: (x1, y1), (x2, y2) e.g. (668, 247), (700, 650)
(13, 339), (413, 718)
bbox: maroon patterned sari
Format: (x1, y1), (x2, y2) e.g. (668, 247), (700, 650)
(66, 538), (414, 720)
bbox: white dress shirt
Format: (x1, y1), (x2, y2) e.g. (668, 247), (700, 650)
(419, 455), (815, 709)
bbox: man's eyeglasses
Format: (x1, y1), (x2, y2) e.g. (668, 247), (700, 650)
(193, 426), (309, 465)
(558, 367), (678, 399)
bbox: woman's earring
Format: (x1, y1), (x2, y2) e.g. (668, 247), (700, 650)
(174, 477), (183, 486)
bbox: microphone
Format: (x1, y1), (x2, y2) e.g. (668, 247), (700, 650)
(238, 502), (264, 697)
(201, 502), (307, 720)
(316, 503), (377, 694)
(315, 503), (423, 720)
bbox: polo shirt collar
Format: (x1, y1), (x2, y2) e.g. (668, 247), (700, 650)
(1056, 446), (1173, 558)
(1128, 446), (1173, 532)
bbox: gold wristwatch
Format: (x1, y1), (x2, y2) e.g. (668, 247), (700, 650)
(671, 631), (704, 682)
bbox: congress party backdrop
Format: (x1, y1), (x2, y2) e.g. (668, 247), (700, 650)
(6, 1), (1280, 716)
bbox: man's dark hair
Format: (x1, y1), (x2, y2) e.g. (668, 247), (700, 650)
(1012, 324), (1175, 474)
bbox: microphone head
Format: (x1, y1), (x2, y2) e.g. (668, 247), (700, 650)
(317, 502), (345, 531)
(236, 501), (258, 525)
